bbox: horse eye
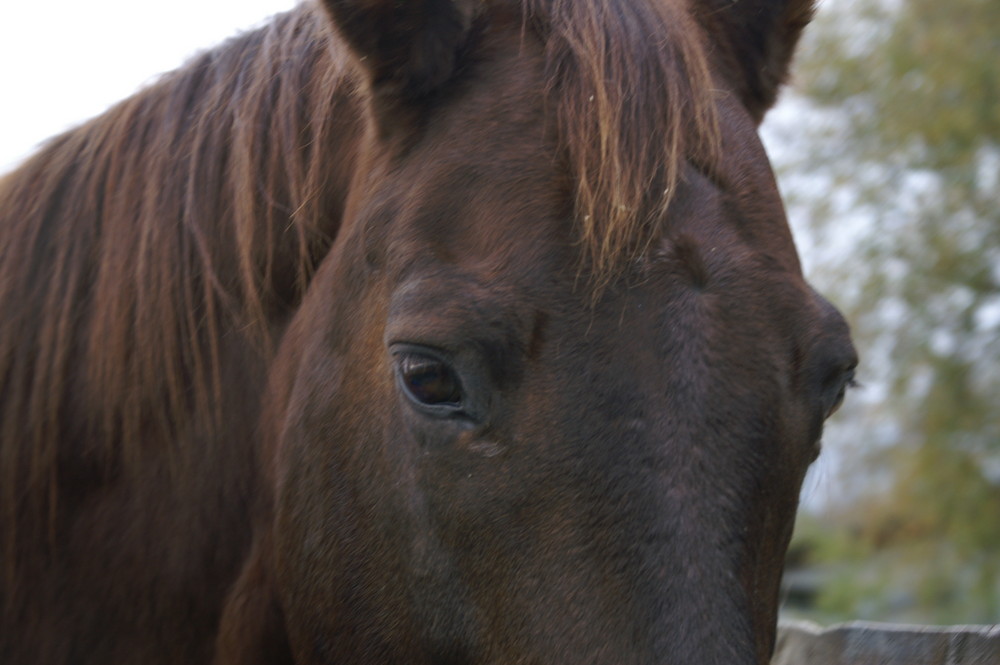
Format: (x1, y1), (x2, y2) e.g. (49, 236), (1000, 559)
(825, 369), (858, 419)
(396, 353), (462, 408)
(827, 386), (847, 419)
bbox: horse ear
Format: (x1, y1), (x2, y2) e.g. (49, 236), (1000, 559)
(320, 0), (482, 98)
(697, 0), (816, 123)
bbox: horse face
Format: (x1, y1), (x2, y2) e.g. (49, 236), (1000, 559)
(270, 2), (852, 664)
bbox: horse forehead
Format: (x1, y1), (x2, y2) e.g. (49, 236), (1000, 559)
(382, 132), (568, 282)
(374, 12), (800, 297)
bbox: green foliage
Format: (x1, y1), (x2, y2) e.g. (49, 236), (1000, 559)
(806, 0), (999, 167)
(775, 0), (1000, 623)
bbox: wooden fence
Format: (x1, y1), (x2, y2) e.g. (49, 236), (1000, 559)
(772, 620), (1000, 665)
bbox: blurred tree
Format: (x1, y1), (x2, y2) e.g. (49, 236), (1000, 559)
(772, 0), (1000, 623)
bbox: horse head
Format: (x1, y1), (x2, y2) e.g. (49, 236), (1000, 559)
(224, 1), (856, 664)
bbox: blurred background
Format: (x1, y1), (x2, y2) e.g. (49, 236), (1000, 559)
(762, 0), (1000, 625)
(2, 0), (997, 626)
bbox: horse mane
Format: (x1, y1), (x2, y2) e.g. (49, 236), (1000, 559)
(0, 0), (721, 573)
(528, 0), (721, 279)
(0, 6), (357, 569)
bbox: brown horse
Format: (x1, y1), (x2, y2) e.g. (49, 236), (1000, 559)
(0, 1), (857, 664)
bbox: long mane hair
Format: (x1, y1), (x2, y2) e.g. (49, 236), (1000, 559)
(0, 0), (720, 581)
(0, 7), (355, 575)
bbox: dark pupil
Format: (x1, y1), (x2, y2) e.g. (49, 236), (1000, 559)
(400, 355), (461, 406)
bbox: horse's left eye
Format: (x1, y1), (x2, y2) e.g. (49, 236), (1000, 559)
(395, 352), (463, 408)
(825, 368), (857, 419)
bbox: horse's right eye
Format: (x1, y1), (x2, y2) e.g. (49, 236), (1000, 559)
(395, 352), (463, 408)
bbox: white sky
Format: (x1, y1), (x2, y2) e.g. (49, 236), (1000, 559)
(0, 0), (300, 174)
